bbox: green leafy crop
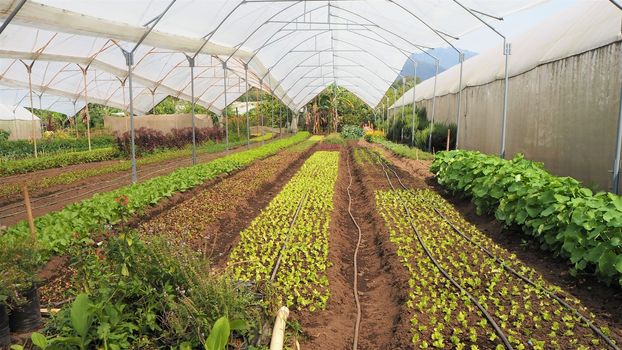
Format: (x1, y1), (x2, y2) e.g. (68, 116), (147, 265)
(228, 151), (339, 311)
(431, 150), (622, 286)
(0, 132), (310, 260)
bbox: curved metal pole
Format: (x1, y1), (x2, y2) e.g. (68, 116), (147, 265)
(0, 0), (27, 35)
(452, 0), (508, 157)
(428, 60), (439, 152)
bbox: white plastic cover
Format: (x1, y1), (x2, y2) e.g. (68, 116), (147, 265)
(0, 0), (548, 111)
(0, 103), (39, 121)
(392, 0), (622, 108)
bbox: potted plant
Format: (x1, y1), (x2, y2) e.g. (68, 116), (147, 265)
(0, 289), (10, 347)
(0, 240), (42, 334)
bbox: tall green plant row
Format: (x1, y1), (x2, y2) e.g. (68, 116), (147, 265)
(431, 150), (622, 286)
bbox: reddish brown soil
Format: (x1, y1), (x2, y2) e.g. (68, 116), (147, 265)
(368, 143), (622, 343)
(297, 144), (412, 350)
(0, 141), (271, 227)
(445, 195), (622, 338)
(133, 141), (324, 268)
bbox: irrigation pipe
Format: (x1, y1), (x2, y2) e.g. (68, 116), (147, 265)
(269, 166), (319, 282)
(346, 150), (363, 350)
(0, 139), (273, 220)
(373, 151), (514, 350)
(431, 205), (621, 350)
(376, 151), (619, 350)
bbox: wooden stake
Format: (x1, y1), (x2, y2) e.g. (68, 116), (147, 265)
(446, 128), (451, 151)
(22, 186), (36, 243)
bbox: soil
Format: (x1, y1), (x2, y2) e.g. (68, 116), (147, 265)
(445, 195), (622, 338)
(367, 142), (622, 344)
(132, 140), (329, 268)
(0, 140), (273, 227)
(297, 144), (412, 350)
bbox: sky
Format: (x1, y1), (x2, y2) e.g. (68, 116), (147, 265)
(456, 0), (579, 53)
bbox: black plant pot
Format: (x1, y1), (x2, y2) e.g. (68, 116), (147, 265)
(0, 304), (10, 348)
(8, 286), (41, 333)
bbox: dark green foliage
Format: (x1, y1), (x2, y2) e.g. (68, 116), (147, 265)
(340, 125), (364, 140)
(39, 233), (259, 349)
(432, 150), (622, 286)
(0, 148), (119, 177)
(0, 130), (9, 142)
(0, 135), (115, 160)
(1, 132), (310, 259)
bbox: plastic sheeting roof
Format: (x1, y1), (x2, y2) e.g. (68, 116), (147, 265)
(0, 0), (548, 113)
(392, 0), (622, 108)
(0, 103), (39, 121)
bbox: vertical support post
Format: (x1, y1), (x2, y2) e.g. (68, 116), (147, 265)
(401, 75), (406, 143)
(279, 99), (282, 137)
(24, 65), (38, 158)
(271, 94), (275, 136)
(245, 64), (250, 147)
(259, 80), (265, 145)
(223, 62), (229, 151)
(456, 52), (464, 149)
(500, 40), (511, 158)
(80, 66), (92, 151)
(392, 87), (398, 140)
(385, 96), (389, 134)
(412, 61), (417, 147)
(612, 79), (622, 194)
(428, 59), (439, 152)
(187, 56), (197, 165)
(333, 83), (338, 132)
(123, 50), (138, 183)
(72, 101), (79, 138)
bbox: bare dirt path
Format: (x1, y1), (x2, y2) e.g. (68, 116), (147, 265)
(297, 144), (411, 350)
(0, 139), (276, 226)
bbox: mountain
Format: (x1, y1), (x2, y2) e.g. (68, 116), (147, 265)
(399, 47), (478, 81)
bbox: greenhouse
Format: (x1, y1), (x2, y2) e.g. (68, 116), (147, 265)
(0, 1), (621, 349)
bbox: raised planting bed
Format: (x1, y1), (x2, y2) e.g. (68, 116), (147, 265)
(376, 188), (620, 349)
(228, 150), (339, 311)
(432, 150), (622, 287)
(0, 132), (309, 260)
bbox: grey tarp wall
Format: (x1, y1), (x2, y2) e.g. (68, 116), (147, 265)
(415, 42), (622, 193)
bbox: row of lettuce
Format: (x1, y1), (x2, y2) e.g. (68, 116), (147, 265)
(1, 132), (309, 260)
(432, 150), (622, 286)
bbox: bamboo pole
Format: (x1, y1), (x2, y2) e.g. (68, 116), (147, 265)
(22, 186), (36, 243)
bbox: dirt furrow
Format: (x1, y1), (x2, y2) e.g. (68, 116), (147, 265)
(298, 145), (411, 350)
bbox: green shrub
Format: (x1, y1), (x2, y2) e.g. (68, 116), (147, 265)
(0, 147), (120, 177)
(340, 125), (364, 140)
(323, 133), (345, 145)
(372, 136), (434, 160)
(0, 130), (9, 142)
(0, 134), (115, 160)
(42, 233), (259, 349)
(432, 150), (622, 286)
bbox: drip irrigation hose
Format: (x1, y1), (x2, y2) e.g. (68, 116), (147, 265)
(431, 205), (620, 350)
(269, 167), (319, 282)
(346, 150), (363, 350)
(0, 140), (270, 220)
(373, 151), (514, 350)
(375, 151), (619, 350)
